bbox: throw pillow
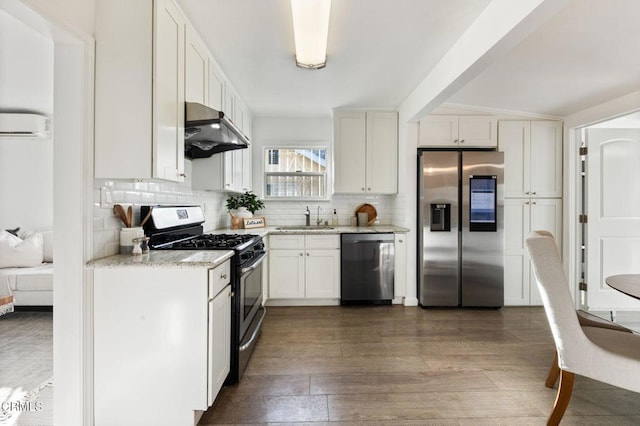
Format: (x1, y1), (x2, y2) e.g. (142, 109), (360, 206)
(0, 231), (44, 268)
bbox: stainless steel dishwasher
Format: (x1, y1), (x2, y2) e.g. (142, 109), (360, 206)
(341, 233), (394, 304)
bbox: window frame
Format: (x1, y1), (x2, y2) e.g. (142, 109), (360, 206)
(263, 145), (331, 201)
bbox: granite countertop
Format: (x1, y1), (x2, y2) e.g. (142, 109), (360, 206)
(88, 250), (234, 269)
(208, 225), (409, 235)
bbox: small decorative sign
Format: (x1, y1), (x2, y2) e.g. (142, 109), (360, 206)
(243, 216), (266, 229)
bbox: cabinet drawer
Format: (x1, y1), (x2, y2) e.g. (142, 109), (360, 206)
(209, 260), (231, 296)
(269, 235), (305, 249)
(305, 234), (340, 249)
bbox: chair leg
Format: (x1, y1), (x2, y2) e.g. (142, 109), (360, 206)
(547, 370), (575, 426)
(545, 351), (560, 388)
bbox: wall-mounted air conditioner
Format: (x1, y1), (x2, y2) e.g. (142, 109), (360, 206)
(0, 113), (50, 138)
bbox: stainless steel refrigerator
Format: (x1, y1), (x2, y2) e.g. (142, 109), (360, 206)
(418, 150), (504, 307)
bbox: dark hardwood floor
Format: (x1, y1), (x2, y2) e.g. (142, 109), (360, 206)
(199, 305), (640, 425)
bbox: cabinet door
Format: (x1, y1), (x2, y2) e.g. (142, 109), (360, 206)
(334, 111), (366, 193)
(503, 198), (531, 306)
(185, 25), (208, 104)
(458, 116), (497, 147)
(499, 121), (531, 198)
(269, 250), (305, 298)
(305, 249), (340, 298)
(530, 121), (563, 198)
(366, 111), (398, 194)
(208, 285), (230, 406)
(418, 115), (458, 147)
(529, 198), (563, 305)
(153, 0), (185, 182)
(208, 60), (224, 110)
(241, 144), (253, 192)
(394, 234), (406, 298)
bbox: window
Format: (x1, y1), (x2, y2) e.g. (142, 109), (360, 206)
(264, 148), (327, 198)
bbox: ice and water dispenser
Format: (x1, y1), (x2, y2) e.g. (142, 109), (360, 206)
(430, 203), (451, 232)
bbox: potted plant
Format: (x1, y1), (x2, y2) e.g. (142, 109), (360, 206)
(226, 191), (265, 229)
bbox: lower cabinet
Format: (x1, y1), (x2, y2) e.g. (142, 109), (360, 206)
(94, 260), (230, 425)
(269, 234), (340, 300)
(504, 198), (562, 305)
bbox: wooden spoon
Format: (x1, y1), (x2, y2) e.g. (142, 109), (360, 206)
(113, 204), (129, 227)
(127, 205), (133, 228)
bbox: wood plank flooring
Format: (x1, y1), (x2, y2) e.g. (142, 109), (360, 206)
(199, 306), (640, 425)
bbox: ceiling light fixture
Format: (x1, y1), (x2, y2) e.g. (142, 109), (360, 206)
(290, 0), (331, 70)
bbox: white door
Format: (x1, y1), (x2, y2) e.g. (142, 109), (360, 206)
(586, 128), (640, 310)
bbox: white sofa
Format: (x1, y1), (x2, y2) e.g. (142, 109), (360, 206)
(0, 229), (53, 313)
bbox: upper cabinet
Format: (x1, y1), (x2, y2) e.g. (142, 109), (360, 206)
(185, 25), (208, 105)
(95, 0), (185, 182)
(95, 0), (252, 186)
(498, 121), (563, 198)
(334, 110), (398, 194)
(419, 115), (497, 148)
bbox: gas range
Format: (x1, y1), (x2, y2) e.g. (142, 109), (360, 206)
(141, 205), (261, 253)
(140, 205), (266, 385)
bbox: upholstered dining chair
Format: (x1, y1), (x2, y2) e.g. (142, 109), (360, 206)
(526, 230), (640, 425)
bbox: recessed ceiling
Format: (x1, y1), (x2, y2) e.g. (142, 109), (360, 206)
(177, 0), (492, 117)
(447, 0), (640, 117)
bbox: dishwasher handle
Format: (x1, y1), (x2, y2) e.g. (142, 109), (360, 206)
(350, 239), (391, 244)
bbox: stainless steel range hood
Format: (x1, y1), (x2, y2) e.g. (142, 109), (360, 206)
(184, 102), (249, 159)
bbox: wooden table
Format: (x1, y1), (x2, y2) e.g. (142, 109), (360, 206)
(605, 274), (640, 300)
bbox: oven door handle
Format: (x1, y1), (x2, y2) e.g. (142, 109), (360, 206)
(239, 306), (266, 352)
(241, 251), (267, 275)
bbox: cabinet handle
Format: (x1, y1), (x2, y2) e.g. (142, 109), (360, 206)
(179, 173), (186, 177)
(460, 139), (465, 144)
(361, 187), (365, 191)
(525, 201), (530, 205)
(220, 274), (227, 280)
(532, 192), (537, 195)
(306, 253), (309, 256)
(453, 139), (458, 144)
(299, 253), (303, 256)
(367, 187), (371, 191)
(532, 201), (537, 205)
(525, 191), (530, 195)
(226, 183), (231, 187)
(398, 239), (403, 243)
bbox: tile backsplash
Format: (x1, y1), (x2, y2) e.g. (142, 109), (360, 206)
(93, 161), (406, 259)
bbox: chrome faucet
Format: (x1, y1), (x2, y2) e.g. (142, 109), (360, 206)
(316, 206), (322, 225)
(305, 206), (311, 226)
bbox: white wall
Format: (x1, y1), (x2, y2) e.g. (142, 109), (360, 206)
(0, 8), (54, 231)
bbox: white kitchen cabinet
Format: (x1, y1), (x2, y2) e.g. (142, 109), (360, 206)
(269, 234), (340, 300)
(95, 0), (185, 182)
(334, 110), (398, 194)
(94, 259), (231, 425)
(208, 283), (230, 406)
(504, 198), (562, 305)
(499, 120), (563, 198)
(500, 120), (563, 306)
(393, 233), (407, 298)
(185, 25), (208, 105)
(419, 115), (497, 148)
(208, 60), (224, 111)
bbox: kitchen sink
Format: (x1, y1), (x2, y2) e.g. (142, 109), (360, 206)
(276, 225), (335, 230)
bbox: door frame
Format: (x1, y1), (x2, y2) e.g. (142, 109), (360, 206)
(0, 1), (95, 424)
(565, 93), (640, 311)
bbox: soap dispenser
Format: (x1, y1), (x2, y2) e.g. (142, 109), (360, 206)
(331, 208), (338, 226)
